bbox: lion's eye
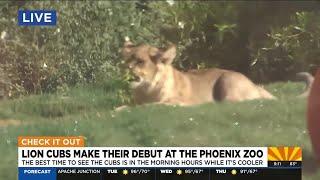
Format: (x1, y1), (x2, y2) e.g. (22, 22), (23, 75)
(136, 59), (144, 65)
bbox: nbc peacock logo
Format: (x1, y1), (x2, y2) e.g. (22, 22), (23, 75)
(268, 147), (302, 161)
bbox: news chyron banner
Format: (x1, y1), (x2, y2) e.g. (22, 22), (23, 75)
(18, 136), (302, 180)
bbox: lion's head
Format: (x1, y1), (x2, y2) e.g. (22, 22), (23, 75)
(121, 41), (176, 84)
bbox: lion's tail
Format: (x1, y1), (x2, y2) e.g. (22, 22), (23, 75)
(296, 72), (314, 98)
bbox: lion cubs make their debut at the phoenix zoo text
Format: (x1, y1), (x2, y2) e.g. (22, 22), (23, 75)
(120, 41), (276, 108)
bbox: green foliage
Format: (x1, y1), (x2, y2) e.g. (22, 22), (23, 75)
(0, 1), (320, 97)
(0, 1), (162, 97)
(251, 11), (320, 82)
(151, 1), (240, 69)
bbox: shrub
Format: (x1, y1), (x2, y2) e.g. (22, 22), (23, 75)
(250, 11), (320, 82)
(0, 1), (163, 97)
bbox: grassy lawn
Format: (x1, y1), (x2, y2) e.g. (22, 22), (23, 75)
(0, 81), (319, 179)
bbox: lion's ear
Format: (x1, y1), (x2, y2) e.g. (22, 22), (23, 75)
(159, 45), (176, 64)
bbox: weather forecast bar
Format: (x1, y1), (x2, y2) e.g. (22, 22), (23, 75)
(20, 167), (300, 180)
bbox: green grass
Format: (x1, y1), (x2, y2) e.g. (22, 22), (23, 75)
(0, 81), (319, 179)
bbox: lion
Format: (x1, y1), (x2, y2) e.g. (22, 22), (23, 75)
(121, 41), (276, 107)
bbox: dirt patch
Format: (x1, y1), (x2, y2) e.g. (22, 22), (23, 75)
(0, 119), (23, 127)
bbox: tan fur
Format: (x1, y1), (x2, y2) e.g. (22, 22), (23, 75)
(122, 42), (276, 106)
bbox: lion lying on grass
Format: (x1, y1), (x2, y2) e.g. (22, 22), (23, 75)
(121, 41), (276, 107)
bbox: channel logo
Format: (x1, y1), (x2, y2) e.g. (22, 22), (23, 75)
(18, 10), (56, 26)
